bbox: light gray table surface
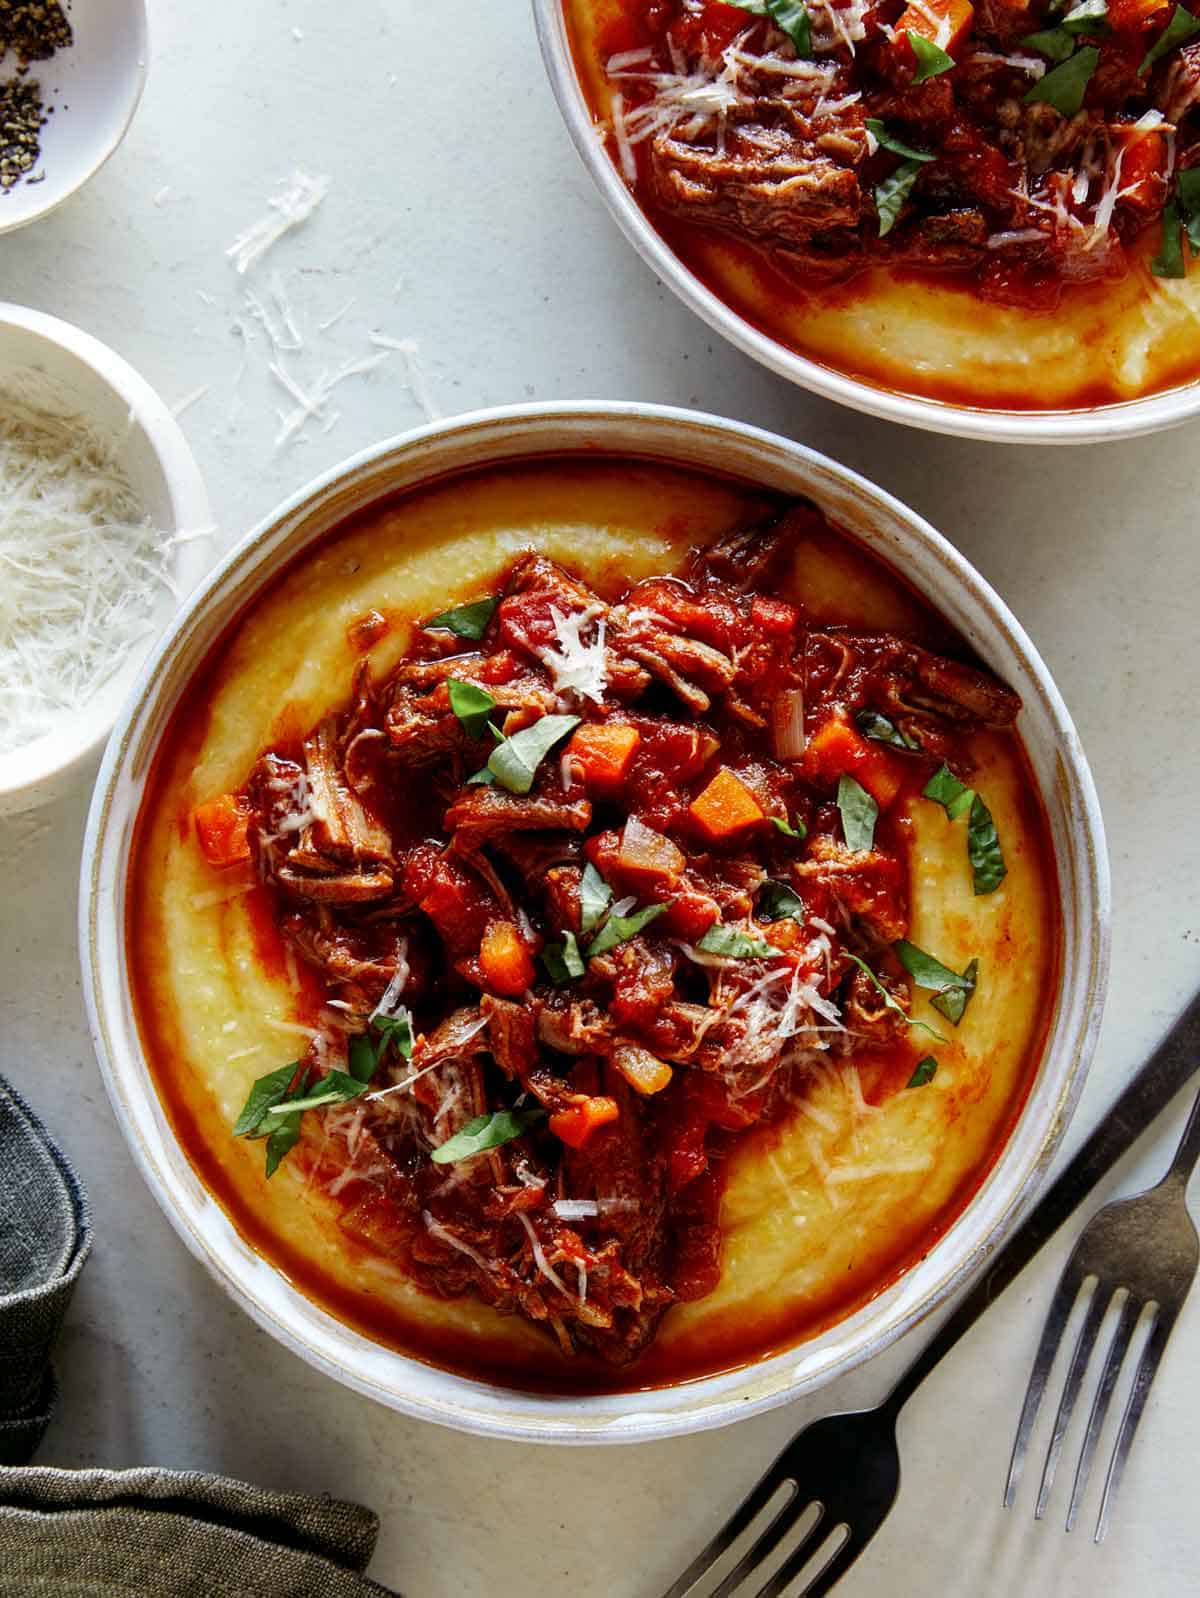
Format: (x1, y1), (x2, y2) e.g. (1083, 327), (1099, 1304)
(1, 2), (1198, 1593)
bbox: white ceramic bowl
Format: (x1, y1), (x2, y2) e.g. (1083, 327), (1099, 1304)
(0, 0), (148, 235)
(80, 403), (1110, 1443)
(532, 0), (1200, 445)
(0, 304), (212, 815)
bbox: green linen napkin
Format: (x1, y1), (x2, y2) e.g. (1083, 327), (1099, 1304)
(0, 1074), (399, 1595)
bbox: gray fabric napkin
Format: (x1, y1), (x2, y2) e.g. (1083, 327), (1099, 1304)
(0, 1074), (400, 1595)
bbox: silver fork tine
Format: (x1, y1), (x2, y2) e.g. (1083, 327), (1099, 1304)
(796, 1528), (862, 1598)
(753, 1520), (844, 1598)
(1064, 1290), (1140, 1532)
(708, 1499), (820, 1598)
(1094, 1306), (1176, 1544)
(1034, 1280), (1107, 1519)
(661, 1474), (798, 1598)
(1004, 1263), (1091, 1507)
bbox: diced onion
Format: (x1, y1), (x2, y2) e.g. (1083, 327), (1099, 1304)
(772, 689), (806, 760)
(612, 1041), (674, 1096)
(619, 816), (685, 883)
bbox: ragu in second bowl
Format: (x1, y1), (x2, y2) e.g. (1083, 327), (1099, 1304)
(563, 0), (1200, 412)
(127, 455), (1059, 1393)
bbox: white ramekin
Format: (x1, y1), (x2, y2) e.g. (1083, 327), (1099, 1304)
(531, 0), (1200, 445)
(79, 403), (1110, 1443)
(0, 304), (212, 815)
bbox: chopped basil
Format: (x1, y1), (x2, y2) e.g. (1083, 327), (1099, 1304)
(1023, 45), (1099, 116)
(586, 900), (670, 957)
(907, 31), (955, 80)
(967, 793), (1007, 895)
(475, 713), (580, 795)
(923, 762), (975, 820)
(875, 159), (926, 236)
(907, 1056), (939, 1088)
(895, 940), (979, 1026)
(771, 814), (808, 839)
(1179, 167), (1200, 251)
(1140, 2), (1200, 74)
(430, 1106), (546, 1165)
(265, 1115), (304, 1178)
(447, 678), (497, 739)
(233, 1062), (304, 1138)
(845, 953), (947, 1042)
(1153, 199), (1187, 277)
(424, 597), (497, 641)
(856, 708), (920, 751)
(542, 930), (585, 985)
(758, 879), (806, 922)
(348, 1010), (413, 1082)
(837, 773), (878, 852)
(259, 1069), (368, 1120)
(579, 861), (613, 936)
(697, 923), (783, 959)
(1021, 26), (1078, 58)
(866, 118), (936, 163)
(729, 0), (813, 55)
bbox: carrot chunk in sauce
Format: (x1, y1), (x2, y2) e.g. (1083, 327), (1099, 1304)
(193, 793), (252, 868)
(478, 921), (536, 997)
(689, 766), (765, 841)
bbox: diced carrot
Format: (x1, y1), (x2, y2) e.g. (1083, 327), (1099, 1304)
(802, 713), (905, 809)
(477, 921), (536, 997)
(193, 793), (252, 868)
(750, 595), (798, 636)
(567, 722), (641, 794)
(689, 766), (766, 842)
(896, 0), (974, 55)
(1110, 125), (1168, 216)
(613, 1043), (674, 1097)
(550, 1096), (620, 1149)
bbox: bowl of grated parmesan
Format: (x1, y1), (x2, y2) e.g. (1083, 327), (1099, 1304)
(0, 303), (212, 814)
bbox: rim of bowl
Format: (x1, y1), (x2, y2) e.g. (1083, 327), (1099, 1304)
(0, 0), (150, 237)
(531, 0), (1200, 446)
(80, 401), (1111, 1443)
(0, 302), (212, 807)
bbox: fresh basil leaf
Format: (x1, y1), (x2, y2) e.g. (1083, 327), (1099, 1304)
(895, 939), (976, 996)
(1178, 167), (1200, 251)
(430, 1106), (546, 1165)
(967, 793), (1007, 894)
(484, 714), (581, 795)
(729, 0), (813, 54)
(349, 1010), (414, 1082)
(856, 708), (920, 751)
(467, 764), (497, 785)
(866, 118), (936, 163)
(758, 879), (806, 922)
(907, 30), (955, 79)
(586, 900), (669, 957)
(1023, 44), (1099, 115)
(697, 923), (783, 959)
(837, 774), (878, 852)
(845, 953), (947, 1042)
(376, 1011), (414, 1061)
(447, 678), (497, 739)
(424, 597), (497, 641)
(907, 1055), (939, 1088)
(260, 1069), (368, 1121)
(348, 1033), (378, 1083)
(579, 861), (613, 936)
(265, 1117), (303, 1178)
(1061, 0), (1109, 32)
(923, 762), (975, 820)
(1152, 198), (1187, 277)
(875, 158), (926, 236)
(542, 930), (585, 985)
(1021, 25), (1078, 57)
(930, 956), (979, 1024)
(1140, 2), (1200, 74)
(233, 1062), (301, 1138)
(771, 814), (808, 839)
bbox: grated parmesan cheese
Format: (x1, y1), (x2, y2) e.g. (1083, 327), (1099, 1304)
(0, 380), (177, 757)
(225, 170), (331, 275)
(536, 605), (609, 704)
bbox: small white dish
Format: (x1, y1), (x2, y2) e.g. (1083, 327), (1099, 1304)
(80, 402), (1110, 1444)
(0, 303), (212, 815)
(0, 0), (148, 235)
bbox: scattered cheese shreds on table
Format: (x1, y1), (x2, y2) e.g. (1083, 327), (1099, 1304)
(0, 382), (174, 755)
(225, 170), (331, 275)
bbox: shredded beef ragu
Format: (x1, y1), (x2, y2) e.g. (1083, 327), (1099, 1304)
(198, 505), (1021, 1367)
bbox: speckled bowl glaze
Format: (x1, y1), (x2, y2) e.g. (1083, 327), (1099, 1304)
(80, 403), (1110, 1443)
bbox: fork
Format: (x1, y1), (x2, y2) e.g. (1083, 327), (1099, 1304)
(1004, 1083), (1200, 1542)
(662, 989), (1200, 1598)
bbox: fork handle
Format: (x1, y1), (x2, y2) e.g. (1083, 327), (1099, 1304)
(1166, 1085), (1200, 1183)
(885, 986), (1200, 1415)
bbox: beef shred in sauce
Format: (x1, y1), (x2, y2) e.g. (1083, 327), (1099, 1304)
(596, 0), (1198, 310)
(200, 507), (1021, 1367)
